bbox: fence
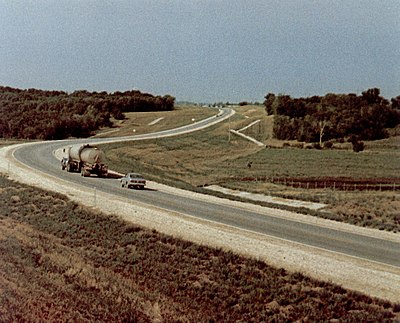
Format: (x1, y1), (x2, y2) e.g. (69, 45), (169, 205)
(230, 176), (400, 192)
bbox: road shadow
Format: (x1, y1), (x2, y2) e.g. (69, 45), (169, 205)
(122, 187), (158, 192)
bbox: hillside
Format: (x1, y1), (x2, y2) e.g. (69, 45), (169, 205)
(1, 175), (399, 321)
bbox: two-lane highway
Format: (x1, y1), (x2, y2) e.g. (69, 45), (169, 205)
(12, 108), (400, 269)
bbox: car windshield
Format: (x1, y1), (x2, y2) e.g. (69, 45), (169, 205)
(129, 173), (142, 178)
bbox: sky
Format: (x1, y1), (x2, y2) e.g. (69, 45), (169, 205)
(0, 0), (399, 103)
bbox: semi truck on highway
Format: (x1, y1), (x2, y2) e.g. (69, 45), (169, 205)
(61, 144), (108, 177)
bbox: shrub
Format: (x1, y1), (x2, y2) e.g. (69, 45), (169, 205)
(352, 141), (365, 152)
(312, 142), (322, 150)
(291, 142), (304, 149)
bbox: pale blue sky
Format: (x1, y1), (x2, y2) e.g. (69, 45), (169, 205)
(0, 0), (399, 102)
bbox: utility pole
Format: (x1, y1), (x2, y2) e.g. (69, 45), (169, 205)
(228, 115), (231, 143)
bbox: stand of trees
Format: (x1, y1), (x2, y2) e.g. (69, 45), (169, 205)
(0, 86), (175, 140)
(265, 88), (400, 144)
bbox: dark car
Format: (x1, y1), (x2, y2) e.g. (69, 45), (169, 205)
(120, 173), (146, 189)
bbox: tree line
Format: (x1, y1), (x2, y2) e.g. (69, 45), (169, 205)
(0, 86), (175, 140)
(264, 88), (400, 145)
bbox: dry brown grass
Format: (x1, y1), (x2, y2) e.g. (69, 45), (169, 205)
(94, 104), (216, 137)
(326, 192), (400, 231)
(224, 180), (400, 231)
(0, 139), (27, 148)
(1, 175), (399, 322)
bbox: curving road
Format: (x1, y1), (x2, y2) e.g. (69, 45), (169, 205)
(11, 108), (400, 269)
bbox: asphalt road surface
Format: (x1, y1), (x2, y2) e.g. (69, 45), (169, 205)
(12, 108), (400, 268)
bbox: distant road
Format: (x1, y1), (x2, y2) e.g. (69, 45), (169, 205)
(12, 107), (400, 269)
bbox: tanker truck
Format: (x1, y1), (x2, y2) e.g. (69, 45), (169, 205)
(61, 144), (108, 177)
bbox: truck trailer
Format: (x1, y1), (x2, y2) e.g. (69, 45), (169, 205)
(61, 144), (108, 177)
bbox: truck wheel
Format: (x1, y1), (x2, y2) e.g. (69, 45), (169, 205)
(66, 163), (71, 172)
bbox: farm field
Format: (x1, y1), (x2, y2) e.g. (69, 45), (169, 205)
(1, 175), (399, 321)
(101, 105), (400, 231)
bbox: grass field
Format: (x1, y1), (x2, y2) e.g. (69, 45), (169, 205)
(100, 105), (400, 231)
(1, 175), (399, 321)
(94, 104), (216, 137)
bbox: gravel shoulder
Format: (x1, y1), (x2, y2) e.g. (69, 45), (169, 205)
(1, 142), (400, 302)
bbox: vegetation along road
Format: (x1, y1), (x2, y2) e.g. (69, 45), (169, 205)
(3, 106), (400, 301)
